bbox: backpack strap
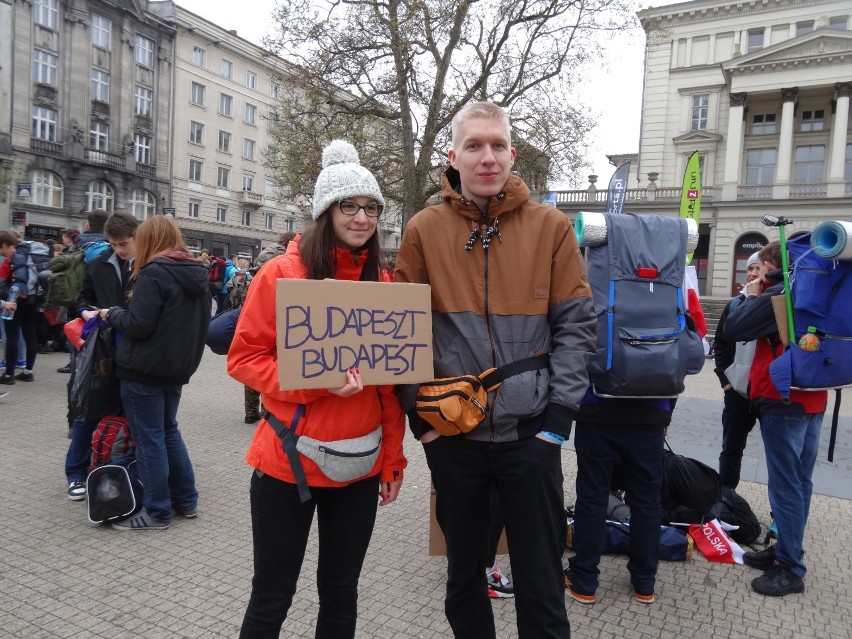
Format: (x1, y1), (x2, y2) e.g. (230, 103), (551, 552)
(265, 405), (312, 503)
(479, 353), (550, 391)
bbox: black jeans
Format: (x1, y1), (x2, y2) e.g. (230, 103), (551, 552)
(570, 421), (665, 596)
(424, 435), (570, 639)
(718, 389), (757, 488)
(240, 472), (379, 639)
(3, 301), (38, 375)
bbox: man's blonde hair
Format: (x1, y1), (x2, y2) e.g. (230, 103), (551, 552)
(451, 102), (512, 147)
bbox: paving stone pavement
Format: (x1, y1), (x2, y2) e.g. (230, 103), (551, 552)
(1, 349), (851, 638)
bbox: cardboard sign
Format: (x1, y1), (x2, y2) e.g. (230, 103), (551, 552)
(276, 279), (433, 390)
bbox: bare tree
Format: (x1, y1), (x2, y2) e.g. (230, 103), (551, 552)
(264, 0), (635, 226)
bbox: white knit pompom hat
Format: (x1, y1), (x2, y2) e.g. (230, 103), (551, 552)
(311, 140), (385, 220)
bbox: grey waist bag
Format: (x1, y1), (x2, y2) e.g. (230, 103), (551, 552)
(266, 405), (382, 503)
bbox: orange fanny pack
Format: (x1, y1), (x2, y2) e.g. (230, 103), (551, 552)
(414, 354), (549, 436)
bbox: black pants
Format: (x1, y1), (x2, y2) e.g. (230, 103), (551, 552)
(240, 472), (379, 639)
(570, 421), (664, 596)
(424, 436), (570, 639)
(718, 389), (758, 488)
(4, 301), (38, 376)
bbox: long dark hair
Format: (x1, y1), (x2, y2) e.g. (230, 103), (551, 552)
(299, 210), (382, 282)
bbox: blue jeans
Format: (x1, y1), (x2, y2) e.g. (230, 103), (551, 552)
(759, 412), (823, 578)
(120, 380), (198, 522)
(65, 417), (99, 483)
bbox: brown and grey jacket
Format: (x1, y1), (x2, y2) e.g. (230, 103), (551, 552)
(395, 168), (596, 442)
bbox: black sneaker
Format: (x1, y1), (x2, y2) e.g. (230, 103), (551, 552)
(743, 545), (776, 571)
(14, 372), (34, 382)
(112, 509), (170, 531)
(0, 375), (14, 386)
(67, 481), (86, 501)
(57, 364), (72, 374)
(486, 563), (514, 599)
(564, 568), (596, 604)
(245, 414), (261, 424)
(751, 565), (804, 597)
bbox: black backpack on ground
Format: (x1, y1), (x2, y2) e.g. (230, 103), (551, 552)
(710, 486), (761, 545)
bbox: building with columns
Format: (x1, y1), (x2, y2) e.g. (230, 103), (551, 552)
(553, 0), (851, 298)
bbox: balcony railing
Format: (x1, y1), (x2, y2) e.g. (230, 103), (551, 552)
(30, 138), (63, 157)
(790, 183), (827, 198)
(85, 148), (126, 169)
(554, 186), (715, 204)
(238, 190), (263, 208)
(136, 163), (156, 178)
(737, 185), (773, 200)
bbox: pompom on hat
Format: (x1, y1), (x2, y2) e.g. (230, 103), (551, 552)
(312, 140), (385, 220)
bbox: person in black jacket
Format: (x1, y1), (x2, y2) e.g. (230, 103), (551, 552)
(97, 216), (211, 530)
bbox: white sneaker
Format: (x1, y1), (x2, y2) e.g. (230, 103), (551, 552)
(67, 481), (86, 501)
(486, 563), (515, 598)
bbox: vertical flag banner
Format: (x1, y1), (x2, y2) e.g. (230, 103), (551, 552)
(679, 152), (701, 264)
(605, 162), (631, 215)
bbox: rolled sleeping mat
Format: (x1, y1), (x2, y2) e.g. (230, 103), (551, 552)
(810, 220), (852, 260)
(575, 211), (699, 255)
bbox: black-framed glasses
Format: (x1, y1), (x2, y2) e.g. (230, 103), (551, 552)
(337, 200), (383, 218)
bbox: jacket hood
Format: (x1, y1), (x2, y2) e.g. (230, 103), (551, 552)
(148, 254), (210, 298)
(441, 166), (531, 223)
(76, 231), (105, 247)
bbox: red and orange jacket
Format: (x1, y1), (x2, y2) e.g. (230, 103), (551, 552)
(227, 237), (407, 487)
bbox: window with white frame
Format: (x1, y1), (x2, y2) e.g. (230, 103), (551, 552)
(188, 158), (203, 182)
(192, 46), (206, 67)
(745, 148), (777, 184)
(190, 82), (205, 106)
(265, 212), (274, 231)
(216, 204), (228, 223)
(34, 0), (58, 29)
(90, 69), (110, 102)
(829, 16), (848, 30)
(134, 85), (153, 117)
(91, 14), (111, 50)
(243, 138), (256, 161)
(221, 59), (233, 79)
(690, 94), (708, 131)
(135, 35), (155, 68)
(801, 109), (825, 132)
(86, 179), (114, 211)
(796, 21), (814, 36)
(217, 166), (230, 189)
(285, 217), (294, 232)
(33, 49), (57, 86)
(270, 83), (279, 99)
(134, 133), (152, 164)
(219, 93), (233, 116)
(32, 106), (56, 141)
(31, 170), (63, 208)
(793, 145), (825, 183)
(746, 29), (764, 53)
(218, 130), (231, 153)
(244, 103), (257, 125)
(246, 70), (257, 89)
(752, 113), (776, 135)
(129, 189), (156, 219)
(188, 198), (201, 219)
(264, 178), (276, 199)
(241, 210), (252, 226)
(242, 173), (254, 191)
(189, 121), (205, 145)
(89, 120), (109, 151)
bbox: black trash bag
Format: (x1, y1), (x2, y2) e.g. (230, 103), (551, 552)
(660, 448), (721, 514)
(71, 322), (121, 421)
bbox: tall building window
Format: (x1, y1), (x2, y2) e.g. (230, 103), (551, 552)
(829, 16), (848, 30)
(796, 21), (814, 36)
(90, 69), (110, 102)
(192, 46), (206, 67)
(129, 189), (156, 219)
(745, 148), (777, 184)
(244, 103), (257, 125)
(188, 158), (203, 182)
(134, 85), (153, 117)
(219, 93), (233, 116)
(90, 120), (109, 151)
(243, 138), (256, 161)
(33, 49), (58, 86)
(752, 113), (776, 135)
(221, 59), (233, 79)
(190, 82), (205, 106)
(690, 94), (708, 131)
(846, 144), (852, 181)
(265, 212), (274, 231)
(134, 133), (152, 164)
(189, 121), (205, 145)
(34, 0), (58, 29)
(746, 29), (763, 53)
(217, 166), (231, 189)
(270, 83), (279, 99)
(285, 217), (294, 232)
(242, 173), (255, 191)
(31, 170), (63, 208)
(86, 179), (114, 211)
(794, 145), (825, 183)
(32, 106), (56, 141)
(246, 70), (257, 89)
(91, 14), (111, 50)
(218, 130), (231, 153)
(135, 35), (155, 68)
(216, 204), (228, 223)
(241, 210), (252, 226)
(800, 109), (825, 132)
(188, 198), (201, 219)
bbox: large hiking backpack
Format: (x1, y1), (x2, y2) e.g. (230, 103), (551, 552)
(577, 212), (705, 397)
(208, 257), (226, 284)
(225, 270), (250, 309)
(10, 240), (51, 301)
(46, 241), (109, 308)
(769, 226), (852, 398)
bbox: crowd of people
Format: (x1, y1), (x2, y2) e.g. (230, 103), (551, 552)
(0, 99), (826, 639)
